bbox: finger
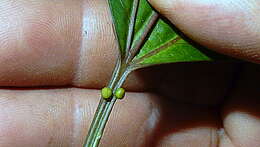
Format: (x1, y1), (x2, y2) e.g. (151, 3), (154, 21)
(148, 0), (260, 63)
(0, 88), (220, 147)
(0, 0), (237, 93)
(219, 130), (235, 147)
(0, 0), (120, 89)
(0, 0), (82, 86)
(151, 62), (236, 105)
(0, 0), (146, 90)
(0, 0), (157, 90)
(222, 63), (260, 147)
(0, 0), (238, 104)
(144, 98), (220, 147)
(0, 88), (156, 146)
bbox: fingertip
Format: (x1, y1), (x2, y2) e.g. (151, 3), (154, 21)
(149, 0), (260, 63)
(148, 0), (174, 13)
(222, 64), (260, 147)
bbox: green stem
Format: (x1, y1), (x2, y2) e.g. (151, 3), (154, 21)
(91, 98), (116, 146)
(84, 58), (131, 147)
(84, 6), (159, 147)
(84, 99), (106, 146)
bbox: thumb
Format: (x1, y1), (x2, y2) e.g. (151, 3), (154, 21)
(148, 0), (260, 63)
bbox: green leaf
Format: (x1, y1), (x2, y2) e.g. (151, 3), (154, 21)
(108, 0), (138, 55)
(132, 19), (212, 67)
(108, 0), (222, 68)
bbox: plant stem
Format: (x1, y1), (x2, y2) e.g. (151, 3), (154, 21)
(84, 58), (121, 146)
(125, 0), (140, 54)
(126, 11), (159, 63)
(130, 36), (182, 70)
(84, 99), (106, 146)
(84, 58), (131, 147)
(84, 7), (159, 147)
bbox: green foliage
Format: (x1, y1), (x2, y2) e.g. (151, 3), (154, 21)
(85, 1), (226, 146)
(108, 0), (220, 68)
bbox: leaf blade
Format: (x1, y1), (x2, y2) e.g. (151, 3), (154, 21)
(109, 0), (223, 68)
(108, 0), (139, 55)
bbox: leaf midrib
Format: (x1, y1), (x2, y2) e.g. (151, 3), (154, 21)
(132, 36), (182, 65)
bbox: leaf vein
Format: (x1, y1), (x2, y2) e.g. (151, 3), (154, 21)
(131, 36), (181, 65)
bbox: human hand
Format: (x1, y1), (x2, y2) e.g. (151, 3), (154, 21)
(0, 0), (259, 147)
(149, 0), (260, 63)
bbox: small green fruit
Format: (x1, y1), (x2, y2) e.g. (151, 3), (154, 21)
(101, 87), (112, 99)
(115, 88), (125, 99)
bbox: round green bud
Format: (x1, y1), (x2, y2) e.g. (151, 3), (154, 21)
(101, 87), (112, 99)
(115, 88), (125, 99)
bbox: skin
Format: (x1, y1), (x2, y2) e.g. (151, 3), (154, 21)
(0, 0), (259, 146)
